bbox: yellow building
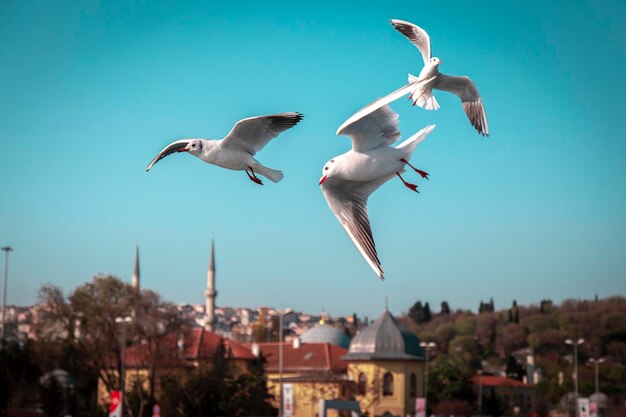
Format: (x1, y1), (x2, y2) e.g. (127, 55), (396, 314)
(343, 310), (426, 417)
(252, 310), (426, 417)
(249, 338), (351, 417)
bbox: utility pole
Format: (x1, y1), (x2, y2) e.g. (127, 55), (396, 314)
(1, 246), (14, 347)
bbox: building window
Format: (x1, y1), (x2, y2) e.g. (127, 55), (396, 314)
(410, 373), (417, 398)
(383, 372), (393, 396)
(358, 372), (367, 395)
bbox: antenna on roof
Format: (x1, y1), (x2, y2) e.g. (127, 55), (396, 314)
(385, 296), (389, 311)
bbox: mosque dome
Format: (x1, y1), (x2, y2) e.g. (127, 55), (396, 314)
(343, 310), (424, 361)
(300, 321), (351, 349)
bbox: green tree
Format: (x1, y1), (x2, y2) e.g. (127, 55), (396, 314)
(428, 354), (476, 407)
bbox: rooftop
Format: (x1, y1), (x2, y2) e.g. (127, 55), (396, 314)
(300, 322), (351, 349)
(343, 310), (424, 361)
(473, 375), (534, 388)
(247, 342), (348, 373)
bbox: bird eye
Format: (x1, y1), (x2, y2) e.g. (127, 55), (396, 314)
(192, 144), (196, 147)
(325, 167), (328, 171)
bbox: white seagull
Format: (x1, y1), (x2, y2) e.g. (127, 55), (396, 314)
(338, 19), (488, 137)
(146, 112), (303, 185)
(320, 105), (435, 280)
(392, 19), (488, 135)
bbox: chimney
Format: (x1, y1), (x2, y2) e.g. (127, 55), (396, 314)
(292, 337), (301, 349)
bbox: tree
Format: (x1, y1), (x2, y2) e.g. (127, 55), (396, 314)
(229, 354), (277, 416)
(505, 355), (525, 381)
(424, 302), (432, 322)
(251, 310), (279, 342)
(428, 354), (476, 408)
(478, 299), (495, 314)
(160, 340), (277, 417)
(0, 342), (40, 416)
(34, 275), (187, 416)
(482, 390), (505, 417)
(409, 301), (432, 324)
(440, 301), (450, 315)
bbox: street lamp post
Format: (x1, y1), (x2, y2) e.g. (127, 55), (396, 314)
(1, 246), (14, 347)
(477, 370), (484, 414)
(588, 358), (605, 397)
(565, 338), (585, 417)
(115, 316), (132, 416)
(420, 341), (436, 412)
(279, 312), (284, 417)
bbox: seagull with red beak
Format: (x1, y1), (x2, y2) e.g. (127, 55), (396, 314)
(146, 112), (303, 185)
(320, 104), (435, 280)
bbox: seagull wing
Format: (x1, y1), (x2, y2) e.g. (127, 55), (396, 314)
(146, 139), (192, 171)
(221, 112), (303, 155)
(336, 76), (436, 138)
(390, 19), (431, 65)
(337, 105), (401, 153)
(434, 74), (489, 136)
(321, 175), (394, 280)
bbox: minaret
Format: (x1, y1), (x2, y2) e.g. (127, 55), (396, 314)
(205, 240), (217, 332)
(132, 244), (140, 290)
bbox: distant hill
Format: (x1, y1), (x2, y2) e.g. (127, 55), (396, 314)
(399, 297), (626, 407)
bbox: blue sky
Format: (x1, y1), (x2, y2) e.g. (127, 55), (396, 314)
(1, 0), (625, 318)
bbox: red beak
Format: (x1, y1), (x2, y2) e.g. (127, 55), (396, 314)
(319, 175), (327, 185)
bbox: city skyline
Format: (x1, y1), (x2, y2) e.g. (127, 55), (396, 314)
(1, 0), (625, 318)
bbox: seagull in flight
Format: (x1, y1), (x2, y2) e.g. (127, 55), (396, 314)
(391, 19), (488, 136)
(320, 105), (435, 280)
(340, 20), (488, 137)
(146, 112), (303, 185)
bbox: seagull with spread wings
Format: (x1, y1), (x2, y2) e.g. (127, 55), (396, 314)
(339, 19), (488, 137)
(320, 105), (435, 280)
(146, 112), (303, 184)
(392, 19), (488, 135)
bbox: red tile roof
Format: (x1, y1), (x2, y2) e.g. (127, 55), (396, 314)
(245, 342), (348, 373)
(473, 375), (533, 388)
(121, 328), (254, 368)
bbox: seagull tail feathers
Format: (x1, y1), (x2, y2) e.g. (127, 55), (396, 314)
(407, 74), (439, 110)
(396, 125), (436, 157)
(255, 165), (284, 183)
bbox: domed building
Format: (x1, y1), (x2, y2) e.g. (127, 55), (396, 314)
(300, 319), (351, 349)
(344, 309), (426, 417)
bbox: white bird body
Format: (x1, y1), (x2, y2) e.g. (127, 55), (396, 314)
(146, 113), (303, 184)
(418, 61), (440, 80)
(321, 104), (435, 280)
(197, 140), (253, 171)
(330, 148), (407, 182)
